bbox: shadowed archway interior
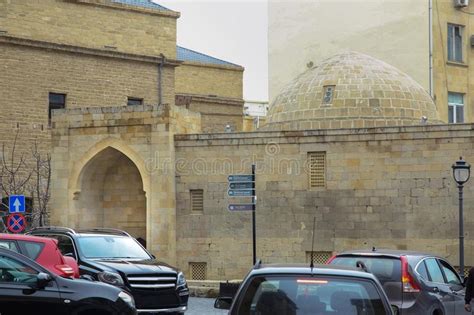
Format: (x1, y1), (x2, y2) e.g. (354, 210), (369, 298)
(75, 147), (146, 240)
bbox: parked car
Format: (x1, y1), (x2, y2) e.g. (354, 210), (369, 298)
(328, 249), (466, 315)
(29, 227), (189, 314)
(0, 247), (136, 315)
(0, 233), (79, 278)
(214, 261), (396, 315)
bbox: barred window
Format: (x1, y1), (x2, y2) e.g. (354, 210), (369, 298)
(189, 262), (207, 280)
(306, 251), (332, 265)
(308, 152), (326, 188)
(190, 189), (204, 212)
(322, 85), (335, 104)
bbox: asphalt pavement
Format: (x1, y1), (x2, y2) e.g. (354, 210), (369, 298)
(187, 297), (228, 315)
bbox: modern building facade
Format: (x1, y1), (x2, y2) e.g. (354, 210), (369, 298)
(269, 0), (474, 125)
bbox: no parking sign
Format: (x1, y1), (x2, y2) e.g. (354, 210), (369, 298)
(6, 213), (26, 233)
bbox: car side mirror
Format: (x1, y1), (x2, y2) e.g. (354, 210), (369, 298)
(214, 297), (233, 310)
(36, 272), (52, 289)
(391, 304), (399, 315)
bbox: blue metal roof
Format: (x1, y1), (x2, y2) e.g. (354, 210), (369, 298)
(177, 46), (241, 68)
(112, 0), (170, 11)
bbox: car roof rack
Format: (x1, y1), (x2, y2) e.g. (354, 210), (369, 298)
(75, 228), (130, 237)
(29, 226), (77, 234)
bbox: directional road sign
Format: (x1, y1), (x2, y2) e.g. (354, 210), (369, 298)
(229, 182), (254, 190)
(6, 213), (26, 233)
(9, 195), (25, 213)
(228, 175), (254, 182)
(228, 189), (254, 197)
(228, 204), (254, 211)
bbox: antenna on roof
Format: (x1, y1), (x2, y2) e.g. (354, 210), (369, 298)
(310, 216), (316, 271)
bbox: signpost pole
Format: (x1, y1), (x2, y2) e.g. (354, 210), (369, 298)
(252, 164), (256, 265)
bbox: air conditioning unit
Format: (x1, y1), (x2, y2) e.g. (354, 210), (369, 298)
(454, 0), (469, 8)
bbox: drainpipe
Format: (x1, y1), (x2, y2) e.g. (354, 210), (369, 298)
(159, 53), (166, 105)
(429, 0), (434, 98)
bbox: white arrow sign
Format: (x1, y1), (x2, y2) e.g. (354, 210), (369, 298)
(8, 195), (25, 213)
(13, 198), (21, 213)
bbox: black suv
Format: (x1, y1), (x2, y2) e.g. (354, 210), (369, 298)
(29, 227), (189, 314)
(215, 261), (396, 314)
(0, 247), (136, 315)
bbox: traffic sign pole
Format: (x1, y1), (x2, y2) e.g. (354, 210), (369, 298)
(252, 164), (256, 265)
(227, 166), (257, 265)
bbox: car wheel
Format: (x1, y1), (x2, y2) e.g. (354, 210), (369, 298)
(433, 309), (443, 315)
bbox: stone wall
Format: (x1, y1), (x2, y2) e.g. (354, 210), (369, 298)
(175, 124), (474, 279)
(0, 0), (178, 57)
(51, 104), (201, 265)
(175, 62), (244, 132)
(175, 62), (243, 99)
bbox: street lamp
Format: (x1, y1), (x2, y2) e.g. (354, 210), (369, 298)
(452, 157), (471, 280)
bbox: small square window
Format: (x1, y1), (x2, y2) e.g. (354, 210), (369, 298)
(322, 86), (335, 104)
(127, 97), (143, 106)
(49, 93), (66, 121)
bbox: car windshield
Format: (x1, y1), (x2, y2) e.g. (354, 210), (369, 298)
(236, 275), (389, 315)
(77, 236), (150, 259)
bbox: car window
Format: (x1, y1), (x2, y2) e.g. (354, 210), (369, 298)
(0, 240), (20, 253)
(416, 260), (429, 280)
(439, 260), (462, 286)
(45, 235), (76, 259)
(425, 258), (445, 283)
(330, 256), (401, 285)
(18, 241), (44, 260)
(0, 255), (38, 284)
(236, 275), (389, 315)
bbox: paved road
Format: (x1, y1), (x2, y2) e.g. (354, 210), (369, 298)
(187, 297), (227, 315)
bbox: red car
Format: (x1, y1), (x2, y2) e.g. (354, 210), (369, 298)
(0, 233), (79, 278)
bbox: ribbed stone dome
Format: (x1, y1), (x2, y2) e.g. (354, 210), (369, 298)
(266, 52), (441, 130)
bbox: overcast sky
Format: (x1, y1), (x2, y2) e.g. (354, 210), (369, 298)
(155, 0), (268, 102)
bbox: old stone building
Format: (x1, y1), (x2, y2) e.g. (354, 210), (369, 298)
(3, 0), (474, 281)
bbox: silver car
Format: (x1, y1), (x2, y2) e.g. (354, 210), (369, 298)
(329, 249), (465, 315)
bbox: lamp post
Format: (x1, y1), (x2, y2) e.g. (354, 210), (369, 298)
(452, 157), (471, 280)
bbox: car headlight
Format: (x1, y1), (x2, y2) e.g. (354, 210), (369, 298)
(98, 271), (124, 286)
(118, 291), (135, 308)
(177, 272), (187, 286)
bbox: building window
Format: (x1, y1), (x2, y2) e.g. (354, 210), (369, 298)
(322, 85), (335, 104)
(308, 152), (326, 188)
(306, 251), (332, 265)
(448, 24), (463, 62)
(190, 189), (204, 212)
(448, 92), (464, 123)
(127, 97), (143, 106)
(49, 93), (66, 121)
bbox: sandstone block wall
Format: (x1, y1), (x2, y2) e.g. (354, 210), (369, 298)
(0, 0), (178, 57)
(175, 124), (474, 279)
(175, 63), (243, 99)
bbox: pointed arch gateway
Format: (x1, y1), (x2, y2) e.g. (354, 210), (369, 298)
(70, 139), (150, 241)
